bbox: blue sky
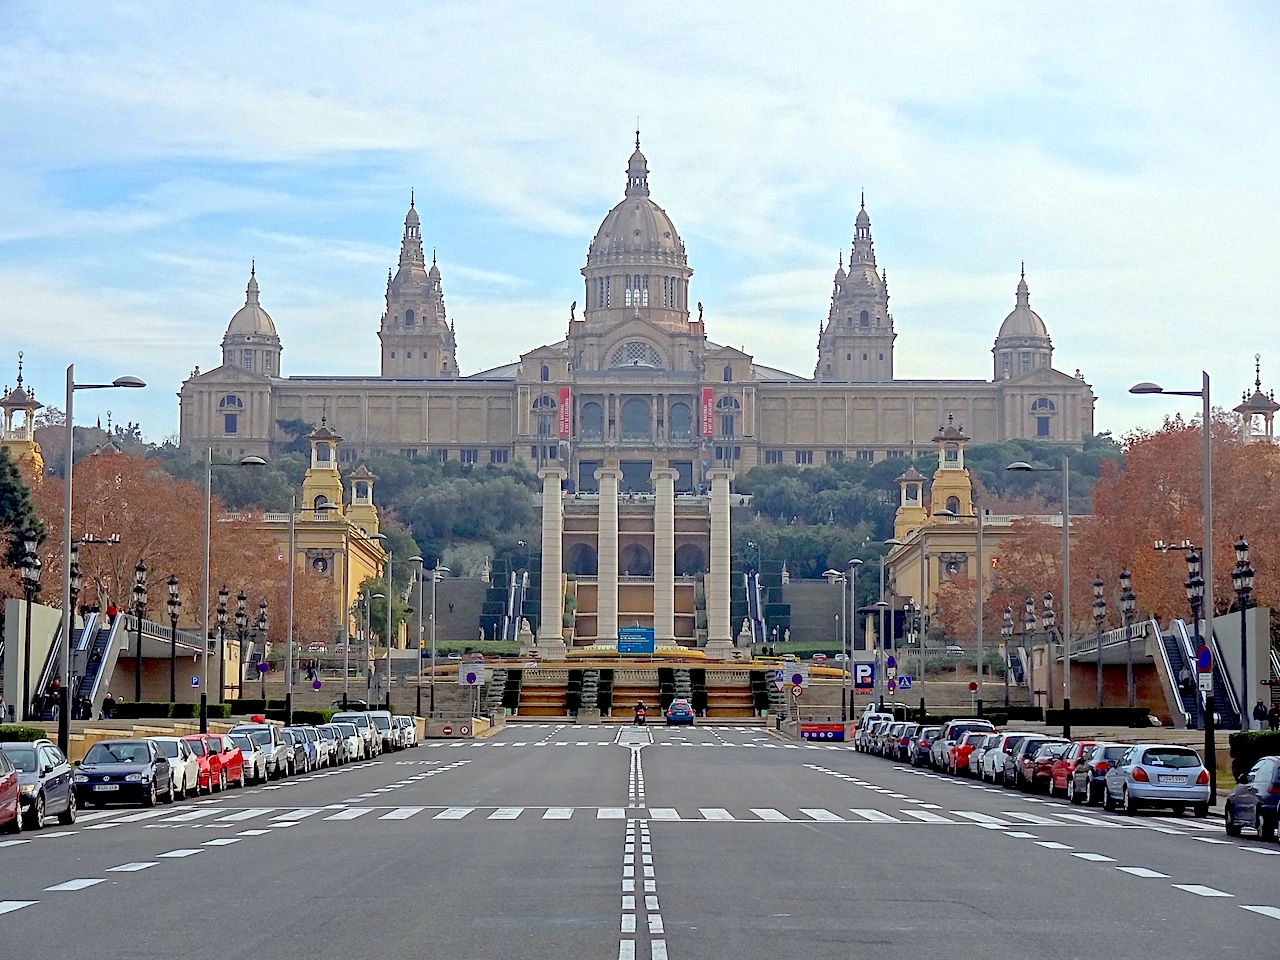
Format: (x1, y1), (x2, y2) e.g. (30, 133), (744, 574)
(1, 1), (1278, 441)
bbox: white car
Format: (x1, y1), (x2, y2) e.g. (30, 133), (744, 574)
(981, 732), (1037, 784)
(394, 716), (417, 748)
(228, 733), (269, 783)
(147, 737), (201, 798)
(332, 713), (381, 757)
(331, 722), (365, 761)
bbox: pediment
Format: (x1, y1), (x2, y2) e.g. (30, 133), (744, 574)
(185, 363), (272, 386)
(1001, 366), (1090, 389)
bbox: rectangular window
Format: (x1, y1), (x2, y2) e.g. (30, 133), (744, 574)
(641, 274), (649, 306)
(437, 449), (448, 463)
(825, 450), (844, 462)
(407, 351), (413, 359)
(764, 450), (783, 465)
(339, 447), (357, 463)
(605, 276), (611, 307)
(531, 445), (540, 459)
(390, 351), (396, 358)
(1021, 353), (1031, 373)
(624, 275), (634, 307)
(795, 450), (813, 465)
(489, 449), (509, 464)
(857, 450), (875, 462)
(242, 350), (254, 371)
(400, 448), (419, 460)
(1037, 416), (1051, 438)
(224, 413), (238, 434)
(886, 450), (906, 458)
(460, 449), (478, 465)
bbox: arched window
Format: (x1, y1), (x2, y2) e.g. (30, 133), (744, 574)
(716, 395), (739, 438)
(1031, 397), (1056, 412)
(608, 341), (664, 369)
(621, 398), (651, 440)
(945, 495), (960, 514)
(580, 402), (604, 440)
(860, 309), (870, 326)
(620, 544), (653, 577)
(314, 495), (329, 511)
(219, 395), (244, 409)
(532, 395), (557, 438)
(722, 365), (733, 383)
(668, 402), (692, 440)
(540, 364), (550, 382)
(405, 309), (415, 326)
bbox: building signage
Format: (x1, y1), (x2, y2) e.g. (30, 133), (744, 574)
(558, 386), (571, 438)
(618, 626), (656, 655)
(701, 387), (714, 437)
(854, 662), (874, 691)
(800, 723), (845, 741)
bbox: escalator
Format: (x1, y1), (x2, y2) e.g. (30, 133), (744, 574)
(74, 614), (126, 717)
(1158, 628), (1196, 726)
(503, 571), (529, 641)
(30, 619), (68, 719)
(1172, 619), (1242, 730)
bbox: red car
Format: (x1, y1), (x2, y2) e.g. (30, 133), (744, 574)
(1020, 740), (1071, 792)
(948, 730), (992, 776)
(0, 748), (21, 834)
(182, 734), (245, 792)
(1048, 741), (1097, 798)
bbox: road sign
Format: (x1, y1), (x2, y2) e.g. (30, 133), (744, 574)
(458, 666), (485, 686)
(442, 724), (453, 735)
(459, 725), (470, 736)
(257, 662), (270, 673)
(886, 656), (897, 669)
(313, 679), (322, 691)
(1197, 645), (1212, 671)
(788, 664), (810, 688)
(898, 676), (913, 691)
(790, 685), (803, 698)
(854, 663), (874, 691)
(800, 723), (844, 741)
(190, 676), (199, 688)
(968, 681), (978, 692)
(887, 678), (896, 693)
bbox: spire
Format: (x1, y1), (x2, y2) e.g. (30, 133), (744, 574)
(852, 193), (874, 264)
(626, 130), (650, 198)
(399, 193), (425, 267)
(1016, 262), (1030, 307)
(15, 350), (23, 389)
(1256, 353), (1263, 392)
(245, 263), (260, 305)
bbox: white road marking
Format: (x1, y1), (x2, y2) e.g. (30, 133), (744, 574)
(45, 878), (106, 891)
(652, 940), (669, 959)
(157, 848), (203, 858)
(434, 807), (474, 820)
(202, 837), (241, 846)
(106, 862), (156, 872)
(801, 808), (845, 821)
(543, 807), (574, 819)
(901, 810), (956, 824)
(751, 808), (790, 821)
(0, 901), (38, 915)
(1004, 831), (1039, 839)
(237, 829), (271, 836)
(271, 808), (324, 821)
(699, 808), (735, 820)
(218, 808), (275, 822)
(618, 941), (636, 960)
(380, 807), (427, 820)
(1173, 884), (1233, 898)
(621, 915), (636, 933)
(599, 808), (626, 819)
(1002, 812), (1059, 826)
(951, 811), (1010, 826)
(1071, 852), (1115, 862)
(1035, 841), (1073, 850)
(1241, 905), (1280, 920)
(1116, 866), (1168, 878)
(487, 807), (524, 820)
(648, 808), (679, 820)
(848, 809), (902, 823)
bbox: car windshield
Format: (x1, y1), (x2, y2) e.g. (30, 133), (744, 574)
(1099, 746), (1128, 761)
(185, 739), (207, 756)
(1038, 743), (1069, 758)
(1020, 739), (1047, 755)
(342, 716), (370, 730)
(247, 730), (274, 747)
(85, 742), (148, 764)
(337, 724), (358, 737)
(317, 727), (336, 739)
(372, 717), (392, 732)
(230, 734), (254, 751)
(950, 723), (994, 737)
(4, 747), (37, 773)
(1142, 748), (1200, 769)
(152, 740), (181, 759)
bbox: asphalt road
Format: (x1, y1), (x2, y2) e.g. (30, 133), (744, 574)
(1, 724), (1276, 959)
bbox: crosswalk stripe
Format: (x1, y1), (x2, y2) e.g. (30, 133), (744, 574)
(598, 808), (626, 819)
(848, 809), (901, 823)
(951, 811), (1011, 826)
(1053, 813), (1115, 826)
(103, 809), (170, 824)
(218, 808), (276, 822)
(900, 810), (956, 823)
(800, 808), (845, 821)
(0, 900), (39, 915)
(379, 807), (425, 820)
(488, 807), (524, 820)
(434, 807), (474, 820)
(324, 808), (372, 820)
(1153, 817), (1218, 831)
(1002, 812), (1059, 825)
(162, 809), (221, 822)
(700, 808), (735, 820)
(649, 808), (680, 820)
(750, 808), (790, 821)
(543, 807), (573, 819)
(271, 808), (324, 821)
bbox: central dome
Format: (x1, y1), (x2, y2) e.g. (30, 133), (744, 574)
(585, 137), (688, 269)
(226, 266), (278, 337)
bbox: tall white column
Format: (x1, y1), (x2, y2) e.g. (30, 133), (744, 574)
(538, 466), (566, 642)
(595, 467), (621, 646)
(707, 469), (734, 643)
(651, 468), (678, 643)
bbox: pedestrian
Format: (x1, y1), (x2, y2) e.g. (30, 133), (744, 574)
(1268, 704), (1280, 732)
(0, 691), (6, 722)
(1177, 663), (1192, 694)
(102, 691), (116, 720)
(106, 603), (119, 626)
(1253, 698), (1269, 729)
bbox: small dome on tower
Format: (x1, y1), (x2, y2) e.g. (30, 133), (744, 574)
(997, 265), (1049, 339)
(226, 263), (278, 337)
(405, 191), (420, 227)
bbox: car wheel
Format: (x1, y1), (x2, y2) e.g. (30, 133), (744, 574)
(162, 777), (174, 804)
(238, 767), (246, 789)
(1193, 803), (1209, 819)
(219, 769), (228, 792)
(1088, 783), (1102, 806)
(143, 780), (158, 808)
(1121, 788), (1139, 815)
(1102, 787), (1117, 811)
(1225, 807), (1242, 837)
(26, 793), (46, 830)
(58, 791), (77, 825)
(1069, 781), (1083, 805)
(1170, 803), (1186, 817)
(4, 804), (23, 834)
(1260, 813), (1276, 842)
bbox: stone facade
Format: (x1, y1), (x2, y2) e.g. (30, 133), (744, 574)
(178, 138), (1096, 486)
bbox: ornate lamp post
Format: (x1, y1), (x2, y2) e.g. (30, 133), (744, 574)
(1185, 548), (1215, 801)
(1120, 570), (1136, 710)
(1042, 591), (1057, 720)
(210, 587), (227, 733)
(429, 565), (450, 718)
(1091, 577), (1106, 708)
(68, 545), (83, 714)
(166, 575), (182, 705)
(256, 600), (269, 702)
(234, 591), (247, 702)
(19, 529), (42, 722)
(131, 561), (148, 702)
(1232, 537), (1255, 728)
(1023, 597), (1037, 707)
(1001, 606), (1013, 709)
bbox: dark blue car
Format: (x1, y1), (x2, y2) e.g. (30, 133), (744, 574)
(1225, 755), (1280, 840)
(74, 739), (174, 808)
(665, 698), (695, 726)
(0, 739), (76, 829)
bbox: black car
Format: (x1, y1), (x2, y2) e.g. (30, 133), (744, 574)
(1226, 755), (1280, 840)
(0, 739), (76, 829)
(1069, 743), (1128, 806)
(74, 739), (175, 807)
(910, 727), (941, 767)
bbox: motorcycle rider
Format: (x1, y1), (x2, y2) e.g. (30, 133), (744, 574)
(634, 700), (647, 724)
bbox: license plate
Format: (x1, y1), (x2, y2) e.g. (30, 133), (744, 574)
(1157, 775), (1186, 784)
(93, 784), (120, 791)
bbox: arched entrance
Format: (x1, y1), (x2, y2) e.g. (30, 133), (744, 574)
(566, 543), (598, 577)
(674, 544), (706, 577)
(620, 544), (653, 577)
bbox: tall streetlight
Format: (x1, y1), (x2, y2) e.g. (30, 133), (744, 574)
(383, 543), (395, 710)
(1131, 373), (1214, 695)
(131, 561), (147, 703)
(67, 544), (82, 714)
(212, 587), (228, 732)
(1042, 592), (1056, 711)
(256, 600), (268, 701)
(234, 591), (247, 702)
(407, 556), (425, 716)
(285, 495), (297, 726)
(1185, 547), (1216, 802)
(1007, 456), (1072, 738)
(341, 529), (387, 709)
(823, 569), (848, 719)
(1232, 537), (1255, 728)
(200, 450), (265, 731)
(58, 365), (145, 751)
(1120, 571), (1137, 709)
(166, 575), (182, 705)
(1001, 606), (1013, 708)
(19, 529), (41, 722)
(1091, 578), (1106, 708)
(879, 540), (902, 707)
(847, 558), (862, 721)
(429, 563), (450, 718)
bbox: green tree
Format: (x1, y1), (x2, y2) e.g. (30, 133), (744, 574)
(0, 448), (41, 570)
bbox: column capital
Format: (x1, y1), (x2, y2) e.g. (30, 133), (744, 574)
(538, 465), (567, 482)
(594, 467), (622, 482)
(649, 467), (679, 483)
(707, 468), (735, 484)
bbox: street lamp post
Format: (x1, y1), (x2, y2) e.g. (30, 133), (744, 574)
(430, 564), (451, 718)
(1024, 597), (1037, 707)
(1042, 593), (1056, 715)
(58, 364), (145, 751)
(212, 587), (227, 733)
(384, 544), (394, 711)
(234, 591), (247, 703)
(19, 529), (41, 722)
(1186, 548), (1216, 803)
(67, 545), (82, 714)
(1092, 577), (1106, 708)
(408, 556), (425, 717)
(1001, 607), (1013, 709)
(256, 601), (268, 702)
(166, 575), (182, 705)
(824, 570), (847, 719)
(1232, 537), (1254, 729)
(879, 540), (902, 708)
(132, 562), (147, 703)
(847, 558), (862, 721)
(1120, 571), (1136, 710)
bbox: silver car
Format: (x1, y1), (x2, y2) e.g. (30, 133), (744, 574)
(1103, 743), (1210, 817)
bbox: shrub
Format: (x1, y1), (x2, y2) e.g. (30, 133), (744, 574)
(264, 708), (335, 725)
(106, 702), (233, 721)
(0, 725), (47, 741)
(1228, 730), (1280, 779)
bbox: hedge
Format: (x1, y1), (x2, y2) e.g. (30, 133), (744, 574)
(264, 708), (335, 726)
(1044, 707), (1154, 728)
(0, 725), (48, 742)
(1228, 730), (1280, 779)
(109, 702), (232, 720)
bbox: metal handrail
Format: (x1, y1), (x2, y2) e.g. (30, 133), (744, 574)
(118, 612), (207, 649)
(1150, 619), (1191, 728)
(84, 615), (126, 705)
(1068, 619), (1153, 658)
(1206, 621), (1241, 722)
(32, 619), (67, 706)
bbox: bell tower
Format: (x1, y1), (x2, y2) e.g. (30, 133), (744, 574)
(379, 194), (460, 378)
(301, 418), (345, 514)
(893, 465), (928, 540)
(927, 416), (974, 520)
(345, 464), (380, 537)
(0, 353), (44, 480)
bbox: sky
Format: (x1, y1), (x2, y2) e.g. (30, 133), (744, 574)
(1, 1), (1278, 443)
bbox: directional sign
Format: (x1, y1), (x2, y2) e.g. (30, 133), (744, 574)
(898, 676), (913, 691)
(853, 662), (874, 691)
(790, 685), (803, 698)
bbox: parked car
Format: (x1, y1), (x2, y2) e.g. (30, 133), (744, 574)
(207, 734), (246, 789)
(0, 748), (22, 834)
(1048, 741), (1097, 798)
(331, 721), (365, 761)
(228, 732), (269, 784)
(366, 710), (398, 752)
(930, 719), (996, 771)
(330, 698), (370, 709)
(314, 725), (343, 766)
(0, 739), (76, 829)
(394, 716), (418, 748)
(278, 729), (308, 774)
(1069, 743), (1129, 806)
(909, 726), (941, 767)
(147, 736), (202, 798)
(665, 698), (695, 725)
(1225, 755), (1280, 840)
(947, 730), (991, 776)
(1021, 741), (1070, 793)
(1103, 743), (1210, 817)
(811, 653), (827, 663)
(229, 724), (293, 779)
(286, 726), (324, 769)
(1003, 736), (1056, 790)
(967, 733), (1002, 778)
(894, 723), (920, 762)
(332, 712), (380, 757)
(856, 714), (894, 752)
(74, 739), (174, 807)
(982, 733), (1035, 784)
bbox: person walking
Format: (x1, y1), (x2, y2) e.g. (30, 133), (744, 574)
(1177, 663), (1193, 695)
(1268, 703), (1280, 732)
(102, 691), (116, 720)
(1253, 699), (1269, 730)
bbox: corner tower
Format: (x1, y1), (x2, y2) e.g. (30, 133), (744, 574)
(379, 195), (459, 378)
(816, 196), (895, 382)
(301, 419), (345, 513)
(927, 416), (974, 519)
(0, 353), (44, 480)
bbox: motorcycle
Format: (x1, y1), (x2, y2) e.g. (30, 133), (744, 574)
(634, 707), (647, 726)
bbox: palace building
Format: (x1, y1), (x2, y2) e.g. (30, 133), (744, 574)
(177, 136), (1096, 495)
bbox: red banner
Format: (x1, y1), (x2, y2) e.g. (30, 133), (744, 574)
(701, 387), (714, 437)
(558, 387), (571, 438)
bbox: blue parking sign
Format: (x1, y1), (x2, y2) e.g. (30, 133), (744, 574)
(854, 662), (874, 691)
